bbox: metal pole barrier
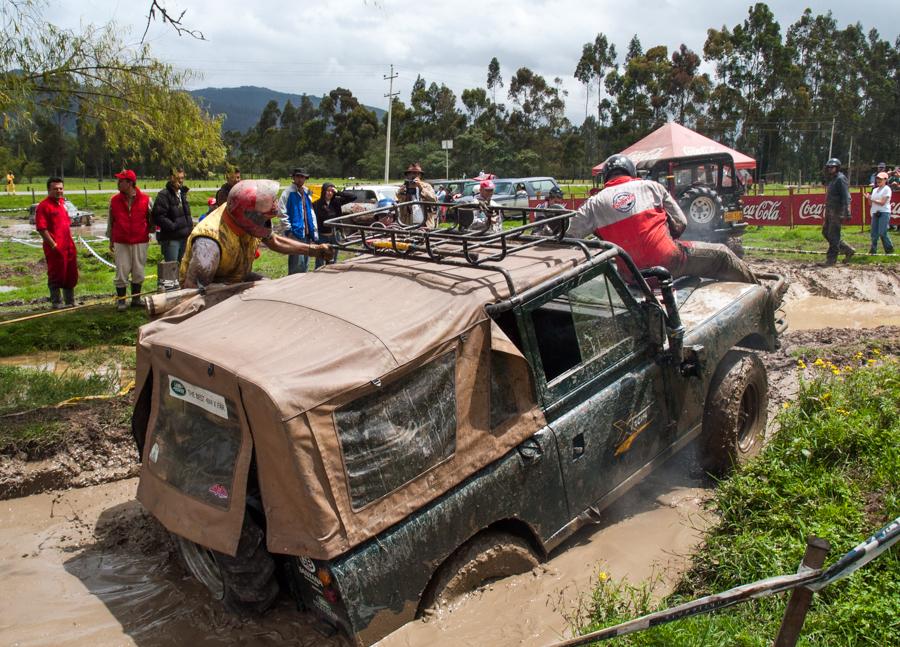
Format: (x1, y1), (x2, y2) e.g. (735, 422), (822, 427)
(788, 186), (794, 229)
(773, 536), (831, 647)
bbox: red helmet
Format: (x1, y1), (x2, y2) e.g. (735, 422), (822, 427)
(226, 180), (279, 238)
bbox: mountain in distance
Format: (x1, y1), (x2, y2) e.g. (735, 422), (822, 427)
(189, 86), (386, 133)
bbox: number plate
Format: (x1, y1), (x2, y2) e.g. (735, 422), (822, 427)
(724, 210), (743, 222)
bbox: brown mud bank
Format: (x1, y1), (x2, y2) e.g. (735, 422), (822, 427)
(0, 396), (138, 500)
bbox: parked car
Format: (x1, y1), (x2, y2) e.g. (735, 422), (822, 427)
(132, 210), (784, 646)
(28, 200), (95, 227)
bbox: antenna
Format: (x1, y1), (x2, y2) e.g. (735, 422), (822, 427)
(384, 65), (399, 183)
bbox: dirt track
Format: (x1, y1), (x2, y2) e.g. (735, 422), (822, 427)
(0, 260), (898, 646)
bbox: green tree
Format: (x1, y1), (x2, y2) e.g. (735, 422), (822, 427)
(574, 33), (617, 124)
(0, 0), (224, 170)
(487, 57), (503, 103)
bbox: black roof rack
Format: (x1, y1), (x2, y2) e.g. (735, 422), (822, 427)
(325, 202), (654, 299)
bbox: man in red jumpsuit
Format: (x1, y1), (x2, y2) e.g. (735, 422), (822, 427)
(34, 177), (79, 308)
(568, 154), (756, 283)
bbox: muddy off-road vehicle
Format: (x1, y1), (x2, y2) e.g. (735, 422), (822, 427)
(132, 206), (784, 645)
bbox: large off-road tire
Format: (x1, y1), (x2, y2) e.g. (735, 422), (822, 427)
(174, 515), (279, 615)
(420, 531), (540, 613)
(679, 186), (725, 232)
(700, 350), (768, 477)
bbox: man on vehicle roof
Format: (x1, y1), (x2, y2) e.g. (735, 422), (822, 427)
(180, 180), (334, 288)
(568, 154), (756, 283)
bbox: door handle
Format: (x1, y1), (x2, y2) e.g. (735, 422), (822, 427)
(517, 437), (543, 465)
(572, 433), (585, 460)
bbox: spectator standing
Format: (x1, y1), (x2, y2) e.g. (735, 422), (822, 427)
(215, 164), (241, 206)
(34, 177), (78, 308)
(151, 167), (193, 263)
(869, 162), (887, 186)
(313, 183), (356, 268)
(107, 170), (152, 311)
(396, 163), (438, 228)
(181, 180), (333, 288)
(568, 155), (756, 283)
(5, 171), (14, 193)
(867, 172), (894, 255)
(822, 158), (855, 265)
(277, 168), (318, 274)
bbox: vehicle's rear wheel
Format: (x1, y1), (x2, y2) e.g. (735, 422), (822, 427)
(700, 350), (768, 477)
(174, 515), (279, 615)
(679, 186), (724, 232)
(420, 530), (540, 613)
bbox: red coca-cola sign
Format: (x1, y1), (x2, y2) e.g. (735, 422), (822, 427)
(743, 199), (786, 223)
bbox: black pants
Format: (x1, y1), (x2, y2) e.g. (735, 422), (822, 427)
(822, 210), (854, 263)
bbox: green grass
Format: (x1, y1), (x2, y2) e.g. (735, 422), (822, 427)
(577, 352), (900, 645)
(0, 307), (147, 356)
(743, 225), (897, 265)
(0, 364), (119, 417)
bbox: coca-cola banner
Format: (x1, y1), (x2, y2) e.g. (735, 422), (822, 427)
(742, 196), (792, 225)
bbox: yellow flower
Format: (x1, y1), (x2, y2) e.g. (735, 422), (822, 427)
(872, 348), (881, 355)
(796, 359), (807, 369)
(867, 359), (877, 364)
(598, 571), (609, 583)
(782, 402), (790, 409)
(832, 368), (841, 375)
(822, 393), (831, 400)
(813, 358), (826, 367)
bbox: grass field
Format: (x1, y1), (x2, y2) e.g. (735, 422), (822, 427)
(577, 354), (900, 645)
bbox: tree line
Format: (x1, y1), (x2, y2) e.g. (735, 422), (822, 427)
(2, 3), (898, 184)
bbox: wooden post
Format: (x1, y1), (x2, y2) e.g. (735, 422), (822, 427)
(774, 536), (830, 647)
(788, 186), (795, 229)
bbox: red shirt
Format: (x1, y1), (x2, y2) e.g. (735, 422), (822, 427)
(109, 188), (152, 244)
(34, 196), (76, 253)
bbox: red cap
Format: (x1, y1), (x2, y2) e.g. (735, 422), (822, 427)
(207, 197), (217, 206)
(115, 169), (137, 182)
(480, 179), (495, 190)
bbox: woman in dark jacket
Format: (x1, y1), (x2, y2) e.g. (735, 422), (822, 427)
(312, 183), (356, 268)
(151, 168), (193, 263)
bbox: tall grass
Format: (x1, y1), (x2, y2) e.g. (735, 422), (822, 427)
(578, 352), (900, 645)
(0, 364), (118, 417)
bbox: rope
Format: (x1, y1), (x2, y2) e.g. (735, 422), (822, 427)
(0, 281), (158, 326)
(547, 514), (900, 646)
(77, 235), (115, 268)
(0, 380), (136, 419)
(745, 245), (899, 257)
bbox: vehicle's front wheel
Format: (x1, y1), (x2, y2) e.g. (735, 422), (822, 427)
(679, 186), (724, 232)
(420, 530), (540, 613)
(700, 350), (768, 477)
(174, 515), (279, 615)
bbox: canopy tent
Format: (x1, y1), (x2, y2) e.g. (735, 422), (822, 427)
(592, 122), (757, 175)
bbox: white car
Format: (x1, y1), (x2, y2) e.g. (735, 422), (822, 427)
(28, 199), (95, 226)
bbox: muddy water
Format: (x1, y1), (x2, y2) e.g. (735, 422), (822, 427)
(0, 457), (710, 647)
(0, 346), (135, 390)
(784, 295), (900, 330)
(0, 216), (107, 240)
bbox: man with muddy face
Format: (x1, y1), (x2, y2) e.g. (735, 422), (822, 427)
(822, 158), (855, 266)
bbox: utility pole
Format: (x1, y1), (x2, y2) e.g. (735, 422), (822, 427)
(384, 65), (399, 183)
(828, 117), (835, 159)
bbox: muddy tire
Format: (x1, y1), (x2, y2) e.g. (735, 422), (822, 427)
(700, 350), (768, 477)
(174, 515), (279, 615)
(679, 186), (724, 232)
(420, 531), (540, 612)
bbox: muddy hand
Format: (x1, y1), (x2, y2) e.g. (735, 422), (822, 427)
(315, 244), (336, 261)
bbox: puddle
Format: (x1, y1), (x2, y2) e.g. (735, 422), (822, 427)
(0, 346), (135, 389)
(0, 216), (108, 240)
(0, 285), (15, 293)
(0, 455), (710, 647)
(784, 296), (900, 330)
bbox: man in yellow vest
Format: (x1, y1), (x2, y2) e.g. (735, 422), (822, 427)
(180, 179), (334, 288)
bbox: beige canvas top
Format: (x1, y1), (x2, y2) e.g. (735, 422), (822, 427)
(137, 244), (591, 558)
(140, 245), (585, 420)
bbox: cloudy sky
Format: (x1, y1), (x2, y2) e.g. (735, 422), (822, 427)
(57, 0), (897, 125)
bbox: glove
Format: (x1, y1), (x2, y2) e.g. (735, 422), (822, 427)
(313, 244), (336, 261)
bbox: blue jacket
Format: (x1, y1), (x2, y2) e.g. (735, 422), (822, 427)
(278, 184), (318, 241)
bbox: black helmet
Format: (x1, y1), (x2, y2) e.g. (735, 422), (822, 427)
(824, 158), (841, 168)
(548, 187), (564, 199)
(602, 154), (636, 183)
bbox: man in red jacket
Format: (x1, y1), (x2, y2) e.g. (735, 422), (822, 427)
(34, 177), (78, 308)
(568, 154), (755, 283)
(107, 169), (152, 310)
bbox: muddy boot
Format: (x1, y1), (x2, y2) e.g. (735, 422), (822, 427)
(49, 286), (63, 310)
(130, 283), (143, 308)
(843, 247), (855, 263)
(116, 286), (128, 311)
(63, 288), (75, 308)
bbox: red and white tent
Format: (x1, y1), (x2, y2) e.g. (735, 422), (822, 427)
(592, 122), (756, 175)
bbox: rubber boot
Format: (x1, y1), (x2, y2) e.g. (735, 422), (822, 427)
(63, 288), (75, 308)
(116, 286), (127, 311)
(130, 283), (142, 308)
(49, 286), (63, 310)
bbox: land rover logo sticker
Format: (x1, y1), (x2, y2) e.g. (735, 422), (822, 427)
(149, 442), (160, 463)
(167, 375), (228, 419)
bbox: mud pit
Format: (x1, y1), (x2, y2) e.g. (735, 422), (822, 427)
(0, 260), (897, 646)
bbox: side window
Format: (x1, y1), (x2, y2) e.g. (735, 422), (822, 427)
(493, 182), (513, 196)
(529, 271), (640, 384)
(334, 352), (457, 509)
